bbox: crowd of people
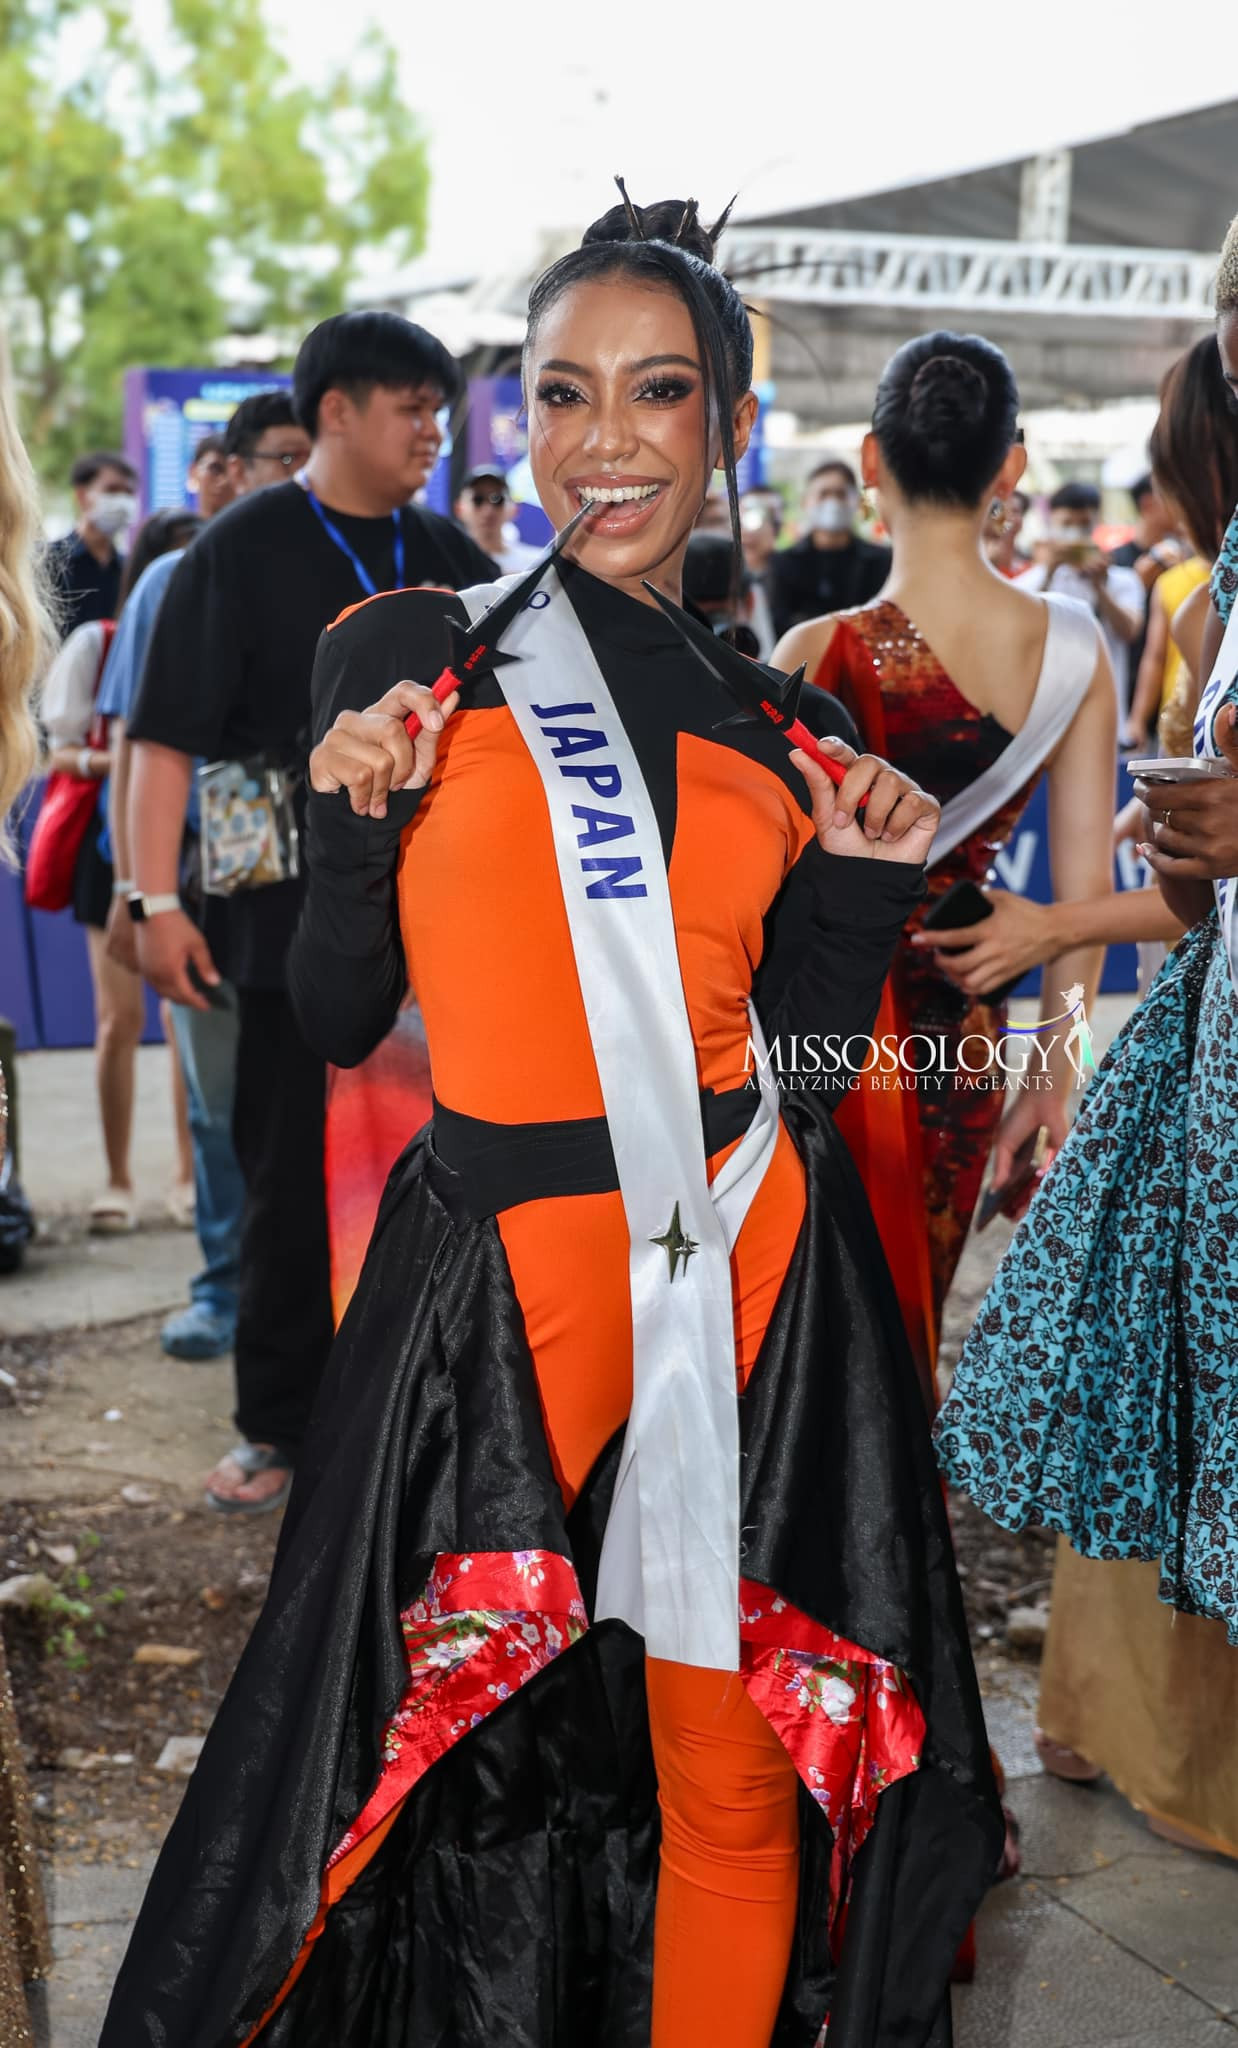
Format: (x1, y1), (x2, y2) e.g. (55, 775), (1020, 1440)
(1, 185), (1238, 2048)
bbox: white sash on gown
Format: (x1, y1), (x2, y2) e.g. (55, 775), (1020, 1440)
(457, 568), (780, 1672)
(927, 594), (1099, 869)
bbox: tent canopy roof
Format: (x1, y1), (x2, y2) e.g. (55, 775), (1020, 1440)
(743, 98), (1237, 253)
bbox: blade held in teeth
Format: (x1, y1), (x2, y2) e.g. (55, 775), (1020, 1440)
(641, 580), (862, 804)
(403, 500), (594, 740)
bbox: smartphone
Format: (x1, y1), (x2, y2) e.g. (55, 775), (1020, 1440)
(1058, 541), (1101, 567)
(975, 1126), (1052, 1233)
(186, 960), (230, 1011)
(920, 881), (1024, 1005)
(1125, 756), (1234, 783)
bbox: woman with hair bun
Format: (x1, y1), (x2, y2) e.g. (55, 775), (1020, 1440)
(102, 199), (1000, 2048)
(774, 332), (1116, 1392)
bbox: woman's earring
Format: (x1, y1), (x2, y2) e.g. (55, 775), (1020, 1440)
(859, 486), (875, 522)
(989, 496), (1010, 533)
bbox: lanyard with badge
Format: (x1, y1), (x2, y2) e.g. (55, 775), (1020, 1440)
(197, 482), (409, 900)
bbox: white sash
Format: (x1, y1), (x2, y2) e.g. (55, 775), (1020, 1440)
(1193, 599), (1238, 994)
(927, 595), (1098, 868)
(457, 570), (780, 1671)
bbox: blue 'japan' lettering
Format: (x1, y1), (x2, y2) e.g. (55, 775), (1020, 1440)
(583, 857), (647, 899)
(532, 701), (647, 898)
(546, 727), (608, 758)
(572, 805), (635, 848)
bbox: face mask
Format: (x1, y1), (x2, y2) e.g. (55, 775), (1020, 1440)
(91, 491), (138, 537)
(1049, 520), (1091, 544)
(810, 496), (855, 535)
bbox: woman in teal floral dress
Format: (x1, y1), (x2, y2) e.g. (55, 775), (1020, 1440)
(937, 641), (1238, 1637)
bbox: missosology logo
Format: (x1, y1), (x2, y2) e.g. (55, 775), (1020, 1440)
(745, 986), (1097, 1094)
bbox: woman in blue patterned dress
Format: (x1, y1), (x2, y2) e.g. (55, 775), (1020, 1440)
(938, 208), (1238, 1634)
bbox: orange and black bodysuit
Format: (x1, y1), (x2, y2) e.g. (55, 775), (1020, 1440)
(98, 565), (1003, 2048)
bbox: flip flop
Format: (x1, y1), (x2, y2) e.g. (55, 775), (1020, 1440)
(204, 1442), (293, 1517)
(89, 1188), (138, 1236)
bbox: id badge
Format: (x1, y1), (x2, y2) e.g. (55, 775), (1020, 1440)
(196, 759), (300, 897)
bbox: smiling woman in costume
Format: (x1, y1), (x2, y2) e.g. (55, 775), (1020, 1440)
(100, 189), (1001, 2048)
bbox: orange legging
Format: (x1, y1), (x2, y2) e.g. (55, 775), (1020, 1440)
(496, 1122), (806, 2047)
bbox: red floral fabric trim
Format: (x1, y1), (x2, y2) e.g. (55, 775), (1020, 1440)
(329, 1553), (924, 1916)
(328, 1550), (587, 1869)
(738, 1576), (925, 1933)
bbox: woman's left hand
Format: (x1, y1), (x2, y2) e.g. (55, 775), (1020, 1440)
(790, 739), (939, 865)
(910, 889), (1057, 993)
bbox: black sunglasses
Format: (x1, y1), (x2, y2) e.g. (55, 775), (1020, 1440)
(469, 488), (506, 508)
(251, 450), (302, 470)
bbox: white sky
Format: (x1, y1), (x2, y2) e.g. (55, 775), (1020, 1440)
(263, 0), (1238, 273)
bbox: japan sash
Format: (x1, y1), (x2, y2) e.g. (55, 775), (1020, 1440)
(457, 568), (780, 1671)
(927, 595), (1098, 868)
(1194, 598), (1238, 994)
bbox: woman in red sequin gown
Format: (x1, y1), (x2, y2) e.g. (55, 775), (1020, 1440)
(775, 334), (1116, 1388)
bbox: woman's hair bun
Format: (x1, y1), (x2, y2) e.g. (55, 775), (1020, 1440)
(906, 355), (989, 445)
(581, 183), (734, 269)
(871, 330), (1019, 508)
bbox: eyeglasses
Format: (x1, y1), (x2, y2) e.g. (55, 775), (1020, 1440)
(250, 450), (302, 470)
(469, 489), (506, 508)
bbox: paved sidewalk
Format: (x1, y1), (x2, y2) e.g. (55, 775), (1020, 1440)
(7, 1027), (1237, 2048)
(8, 1045), (199, 1337)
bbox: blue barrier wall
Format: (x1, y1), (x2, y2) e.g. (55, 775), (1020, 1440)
(1, 787), (162, 1050)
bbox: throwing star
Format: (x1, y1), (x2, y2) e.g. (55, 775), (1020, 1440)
(650, 1202), (699, 1281)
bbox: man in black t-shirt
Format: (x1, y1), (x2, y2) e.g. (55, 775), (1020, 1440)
(769, 459), (891, 640)
(126, 311), (495, 1513)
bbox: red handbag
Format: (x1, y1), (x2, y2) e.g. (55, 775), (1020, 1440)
(24, 621), (116, 913)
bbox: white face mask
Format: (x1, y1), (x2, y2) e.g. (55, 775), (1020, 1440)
(810, 495), (855, 535)
(90, 491), (138, 537)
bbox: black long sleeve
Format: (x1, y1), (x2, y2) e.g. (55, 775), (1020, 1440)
(752, 845), (924, 1107)
(287, 587), (467, 1067)
(288, 790), (423, 1067)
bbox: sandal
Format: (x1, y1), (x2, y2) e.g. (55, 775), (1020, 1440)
(997, 1801), (1022, 1881)
(89, 1187), (138, 1236)
(165, 1180), (196, 1230)
(1034, 1727), (1102, 1783)
(204, 1443), (293, 1517)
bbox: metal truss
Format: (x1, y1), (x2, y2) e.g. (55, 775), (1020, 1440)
(722, 227), (1217, 321)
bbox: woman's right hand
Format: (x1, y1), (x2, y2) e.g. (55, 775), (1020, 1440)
(309, 681), (459, 820)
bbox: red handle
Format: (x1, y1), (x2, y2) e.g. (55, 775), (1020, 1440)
(403, 685), (865, 812)
(785, 716), (869, 815)
(403, 665), (460, 740)
(785, 717), (846, 786)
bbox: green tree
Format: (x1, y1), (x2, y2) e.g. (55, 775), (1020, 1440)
(0, 0), (430, 476)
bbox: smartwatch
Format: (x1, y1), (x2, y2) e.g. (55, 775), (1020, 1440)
(126, 892), (182, 923)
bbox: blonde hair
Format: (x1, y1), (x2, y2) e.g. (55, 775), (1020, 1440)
(0, 329), (55, 865)
(1215, 213), (1238, 315)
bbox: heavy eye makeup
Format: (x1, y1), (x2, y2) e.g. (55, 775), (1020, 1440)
(533, 373), (700, 410)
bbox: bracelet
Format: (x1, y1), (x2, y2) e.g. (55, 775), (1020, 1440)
(78, 748), (94, 780)
(111, 878), (134, 898)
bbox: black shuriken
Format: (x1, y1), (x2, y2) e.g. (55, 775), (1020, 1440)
(640, 580), (808, 734)
(409, 498), (594, 701)
(650, 1201), (699, 1281)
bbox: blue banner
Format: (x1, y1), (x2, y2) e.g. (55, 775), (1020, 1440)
(996, 764), (1140, 997)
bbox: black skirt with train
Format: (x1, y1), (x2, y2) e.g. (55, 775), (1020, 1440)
(99, 1096), (1001, 2048)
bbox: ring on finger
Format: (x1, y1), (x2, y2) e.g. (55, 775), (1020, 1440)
(1160, 807), (1173, 829)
